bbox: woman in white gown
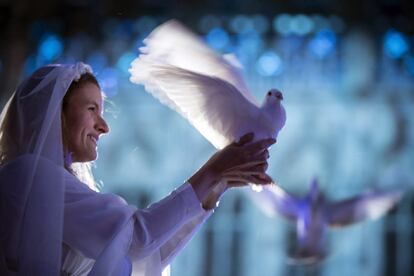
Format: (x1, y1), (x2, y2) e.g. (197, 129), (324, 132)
(0, 62), (275, 275)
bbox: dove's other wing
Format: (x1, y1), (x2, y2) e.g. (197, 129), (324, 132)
(139, 19), (259, 106)
(327, 190), (403, 227)
(249, 184), (301, 221)
(130, 61), (260, 149)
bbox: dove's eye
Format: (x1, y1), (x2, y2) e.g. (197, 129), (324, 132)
(267, 92), (271, 96)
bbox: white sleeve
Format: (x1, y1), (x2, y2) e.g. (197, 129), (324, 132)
(64, 175), (212, 276)
(130, 183), (213, 275)
(64, 176), (206, 256)
(158, 184), (213, 268)
(128, 182), (209, 261)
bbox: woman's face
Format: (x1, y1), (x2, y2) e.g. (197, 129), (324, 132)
(62, 82), (109, 162)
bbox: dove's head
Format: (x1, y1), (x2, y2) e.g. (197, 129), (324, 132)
(262, 89), (284, 111)
(264, 89), (283, 105)
(262, 89), (286, 133)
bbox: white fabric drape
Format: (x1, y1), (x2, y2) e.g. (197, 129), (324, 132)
(0, 63), (211, 275)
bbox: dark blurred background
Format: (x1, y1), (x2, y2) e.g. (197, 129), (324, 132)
(1, 0), (414, 275)
(1, 0), (414, 103)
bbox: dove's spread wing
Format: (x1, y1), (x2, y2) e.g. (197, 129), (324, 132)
(249, 184), (301, 221)
(327, 190), (402, 227)
(130, 60), (260, 149)
(138, 19), (259, 106)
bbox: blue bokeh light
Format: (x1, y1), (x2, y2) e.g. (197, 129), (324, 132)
(133, 35), (146, 52)
(118, 20), (134, 38)
(65, 34), (90, 60)
(236, 31), (263, 58)
(273, 14), (292, 35)
(311, 15), (330, 31)
(274, 14), (316, 36)
(404, 55), (414, 76)
(38, 34), (63, 62)
(205, 27), (230, 50)
(308, 29), (337, 58)
(133, 16), (158, 35)
(56, 55), (76, 65)
(23, 55), (37, 75)
(251, 14), (269, 34)
(199, 15), (221, 33)
(290, 14), (314, 35)
(329, 15), (345, 33)
(383, 30), (409, 59)
(117, 52), (136, 75)
(97, 67), (118, 97)
(256, 51), (283, 76)
(230, 15), (253, 34)
(87, 52), (108, 74)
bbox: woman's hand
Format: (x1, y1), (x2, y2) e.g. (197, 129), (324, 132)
(188, 133), (276, 209)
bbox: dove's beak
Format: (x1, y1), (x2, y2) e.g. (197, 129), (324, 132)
(275, 91), (283, 100)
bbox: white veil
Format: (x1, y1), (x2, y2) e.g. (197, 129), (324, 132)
(0, 63), (95, 274)
(0, 62), (206, 276)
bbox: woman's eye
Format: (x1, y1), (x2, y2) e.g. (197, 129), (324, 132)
(88, 106), (96, 111)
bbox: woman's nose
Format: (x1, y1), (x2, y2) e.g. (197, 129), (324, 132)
(96, 115), (110, 134)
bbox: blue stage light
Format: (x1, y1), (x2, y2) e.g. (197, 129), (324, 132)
(23, 55), (37, 75)
(383, 30), (408, 59)
(87, 52), (108, 73)
(117, 52), (136, 74)
(273, 14), (292, 35)
(308, 29), (336, 58)
(230, 15), (253, 34)
(329, 15), (345, 33)
(251, 14), (269, 34)
(311, 15), (330, 31)
(404, 55), (414, 76)
(118, 20), (133, 37)
(205, 27), (229, 50)
(256, 51), (283, 77)
(237, 31), (263, 56)
(133, 16), (157, 35)
(38, 34), (63, 62)
(56, 55), (76, 65)
(98, 68), (118, 97)
(290, 15), (314, 35)
(199, 15), (221, 33)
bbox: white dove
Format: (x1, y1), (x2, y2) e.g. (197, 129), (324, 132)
(129, 20), (286, 150)
(250, 178), (403, 265)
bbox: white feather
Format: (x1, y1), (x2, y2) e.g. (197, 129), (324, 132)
(129, 20), (286, 149)
(137, 19), (258, 106)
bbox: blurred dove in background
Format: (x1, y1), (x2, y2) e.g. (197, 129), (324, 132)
(129, 19), (286, 150)
(250, 178), (403, 265)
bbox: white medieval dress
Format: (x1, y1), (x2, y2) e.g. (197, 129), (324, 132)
(0, 63), (211, 276)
